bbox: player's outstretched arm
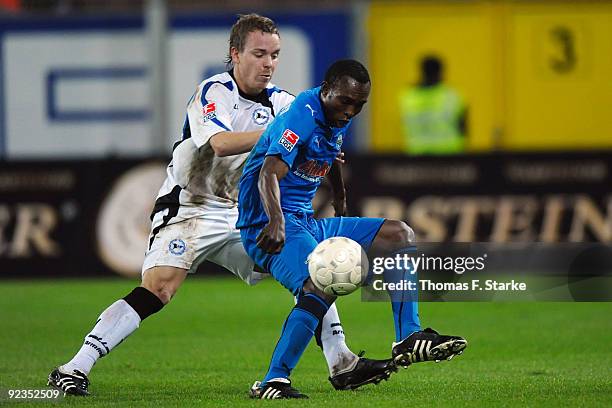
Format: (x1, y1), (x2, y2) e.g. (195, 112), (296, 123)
(209, 130), (264, 157)
(327, 160), (347, 217)
(256, 155), (289, 253)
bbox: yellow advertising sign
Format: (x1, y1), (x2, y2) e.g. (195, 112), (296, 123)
(505, 2), (612, 149)
(368, 1), (612, 152)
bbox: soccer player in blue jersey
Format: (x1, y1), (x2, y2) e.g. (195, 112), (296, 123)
(237, 59), (467, 399)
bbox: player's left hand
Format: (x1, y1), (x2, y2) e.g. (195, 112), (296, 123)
(256, 221), (285, 254)
(335, 151), (345, 164)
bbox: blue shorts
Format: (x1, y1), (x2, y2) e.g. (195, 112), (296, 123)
(240, 213), (385, 295)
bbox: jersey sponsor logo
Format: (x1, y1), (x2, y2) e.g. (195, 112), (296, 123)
(168, 238), (187, 255)
(253, 107), (270, 125)
(279, 129), (299, 152)
(202, 102), (217, 123)
(295, 159), (331, 180)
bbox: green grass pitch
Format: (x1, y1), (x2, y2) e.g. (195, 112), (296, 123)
(1, 277), (611, 407)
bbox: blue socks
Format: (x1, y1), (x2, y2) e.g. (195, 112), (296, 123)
(390, 295), (420, 342)
(383, 248), (421, 342)
(262, 292), (329, 384)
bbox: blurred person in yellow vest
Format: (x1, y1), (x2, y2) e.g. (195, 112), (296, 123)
(399, 55), (467, 154)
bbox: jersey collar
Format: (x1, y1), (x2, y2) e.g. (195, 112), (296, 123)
(228, 69), (273, 109)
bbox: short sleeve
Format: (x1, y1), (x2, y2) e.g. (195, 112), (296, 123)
(269, 86), (295, 114)
(265, 97), (316, 168)
(186, 82), (234, 148)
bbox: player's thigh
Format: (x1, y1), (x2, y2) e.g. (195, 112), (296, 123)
(143, 215), (200, 273)
(241, 219), (318, 295)
(206, 233), (269, 286)
(318, 216), (386, 251)
(141, 265), (188, 304)
(143, 211), (228, 275)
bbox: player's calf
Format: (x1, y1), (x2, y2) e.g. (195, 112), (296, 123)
(256, 280), (334, 390)
(47, 270), (175, 395)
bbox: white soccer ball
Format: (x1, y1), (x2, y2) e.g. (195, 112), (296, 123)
(307, 237), (368, 296)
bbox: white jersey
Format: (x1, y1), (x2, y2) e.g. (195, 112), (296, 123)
(152, 71), (294, 220)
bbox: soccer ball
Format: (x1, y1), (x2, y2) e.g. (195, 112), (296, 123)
(307, 237), (368, 296)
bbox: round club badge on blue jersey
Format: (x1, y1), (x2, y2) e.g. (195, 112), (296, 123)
(252, 107), (270, 125)
(168, 239), (186, 255)
(336, 133), (343, 148)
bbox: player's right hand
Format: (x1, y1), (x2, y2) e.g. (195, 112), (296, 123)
(256, 221), (285, 253)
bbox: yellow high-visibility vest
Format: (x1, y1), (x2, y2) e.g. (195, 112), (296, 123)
(399, 84), (465, 154)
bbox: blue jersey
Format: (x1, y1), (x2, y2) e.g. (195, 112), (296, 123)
(237, 86), (350, 229)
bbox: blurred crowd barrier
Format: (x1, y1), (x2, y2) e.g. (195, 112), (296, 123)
(0, 1), (610, 157)
(0, 153), (610, 278)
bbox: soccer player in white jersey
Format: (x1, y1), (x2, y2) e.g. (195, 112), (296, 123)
(48, 14), (395, 396)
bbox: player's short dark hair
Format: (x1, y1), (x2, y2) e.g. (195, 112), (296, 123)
(324, 59), (370, 87)
(225, 13), (280, 68)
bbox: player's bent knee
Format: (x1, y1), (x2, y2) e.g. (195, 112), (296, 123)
(302, 278), (336, 305)
(399, 221), (416, 245)
(383, 220), (416, 247)
(141, 266), (188, 305)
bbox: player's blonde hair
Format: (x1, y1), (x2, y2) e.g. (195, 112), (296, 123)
(225, 13), (280, 68)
